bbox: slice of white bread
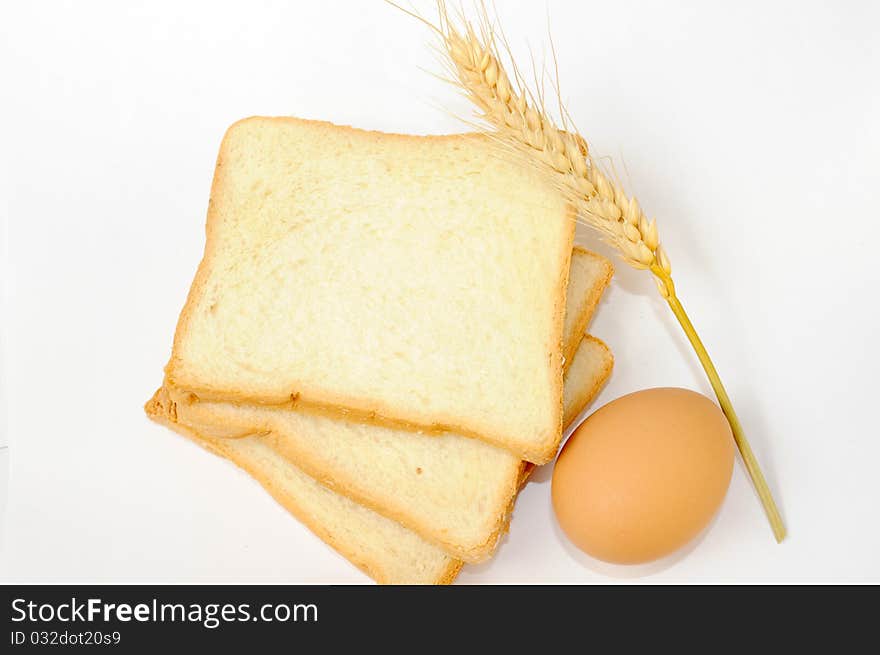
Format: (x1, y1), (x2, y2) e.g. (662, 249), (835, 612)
(169, 251), (612, 561)
(145, 336), (612, 584)
(165, 118), (576, 463)
(146, 389), (460, 585)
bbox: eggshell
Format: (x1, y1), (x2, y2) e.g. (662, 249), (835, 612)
(552, 387), (734, 565)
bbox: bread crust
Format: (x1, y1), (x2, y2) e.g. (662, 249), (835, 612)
(540, 211), (578, 461)
(519, 335), (615, 486)
(164, 251), (611, 562)
(563, 248), (614, 371)
(171, 335), (613, 563)
(164, 117), (575, 464)
(145, 388), (460, 585)
(177, 403), (517, 563)
(144, 332), (612, 580)
(563, 335), (615, 431)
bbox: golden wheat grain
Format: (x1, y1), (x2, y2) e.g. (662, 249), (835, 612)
(393, 0), (786, 542)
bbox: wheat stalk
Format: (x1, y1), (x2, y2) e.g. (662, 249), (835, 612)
(392, 0), (785, 542)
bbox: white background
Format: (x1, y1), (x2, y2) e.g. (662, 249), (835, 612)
(1, 0), (878, 583)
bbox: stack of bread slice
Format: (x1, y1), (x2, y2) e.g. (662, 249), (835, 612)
(145, 117), (614, 583)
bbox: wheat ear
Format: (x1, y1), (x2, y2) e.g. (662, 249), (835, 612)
(407, 1), (785, 542)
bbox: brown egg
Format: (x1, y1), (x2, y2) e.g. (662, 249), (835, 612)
(552, 387), (734, 565)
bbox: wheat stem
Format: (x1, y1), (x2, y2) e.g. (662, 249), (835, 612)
(655, 268), (786, 542)
(407, 0), (786, 541)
